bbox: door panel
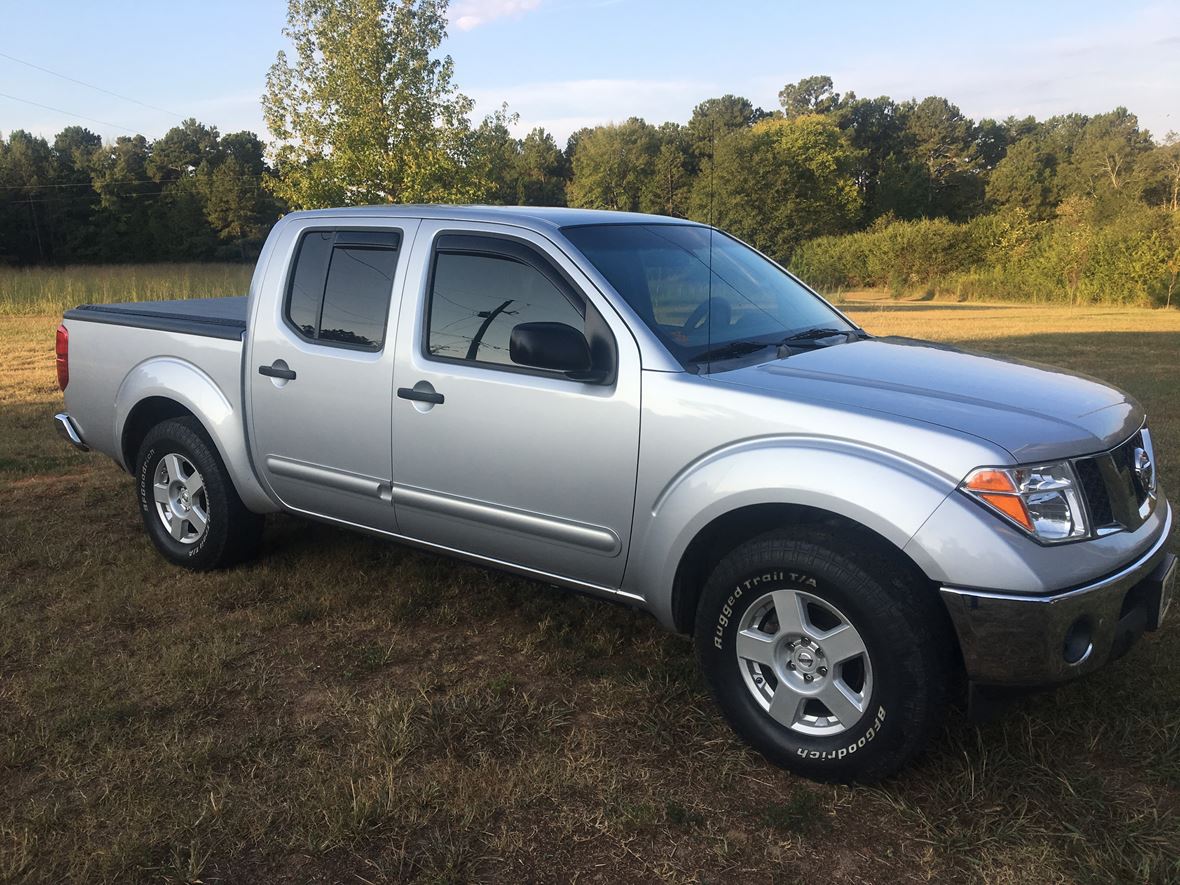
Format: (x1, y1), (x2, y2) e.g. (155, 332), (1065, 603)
(247, 220), (418, 530)
(390, 221), (641, 588)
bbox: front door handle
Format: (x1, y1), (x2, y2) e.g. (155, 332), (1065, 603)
(397, 386), (444, 405)
(259, 362), (297, 381)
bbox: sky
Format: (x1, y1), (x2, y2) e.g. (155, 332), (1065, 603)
(1, 0), (1177, 147)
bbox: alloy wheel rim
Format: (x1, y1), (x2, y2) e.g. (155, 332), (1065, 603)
(152, 453), (208, 545)
(735, 588), (874, 737)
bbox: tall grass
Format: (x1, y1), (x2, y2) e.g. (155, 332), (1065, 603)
(0, 263), (255, 316)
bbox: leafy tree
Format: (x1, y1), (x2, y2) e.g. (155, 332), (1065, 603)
(905, 96), (983, 219)
(48, 127), (103, 258)
(150, 119), (222, 183)
(0, 131), (54, 261)
(263, 0), (481, 208)
(643, 126), (692, 217)
(778, 75), (842, 118)
(1141, 133), (1180, 212)
(566, 118), (659, 212)
(686, 94), (766, 160)
(470, 104), (522, 204)
(973, 118), (1012, 170)
(696, 115), (861, 261)
(987, 138), (1059, 218)
(205, 157), (267, 257)
(1071, 109), (1151, 192)
(835, 95), (912, 220)
(516, 127), (567, 206)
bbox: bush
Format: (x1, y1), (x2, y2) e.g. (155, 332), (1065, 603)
(790, 205), (1180, 307)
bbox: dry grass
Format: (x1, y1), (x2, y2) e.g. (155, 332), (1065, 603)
(2, 296), (1179, 883)
(0, 264), (253, 317)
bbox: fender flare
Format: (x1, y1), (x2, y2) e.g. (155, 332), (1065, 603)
(114, 356), (277, 513)
(624, 435), (959, 630)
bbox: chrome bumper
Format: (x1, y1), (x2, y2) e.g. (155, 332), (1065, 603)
(940, 503), (1174, 686)
(54, 412), (89, 452)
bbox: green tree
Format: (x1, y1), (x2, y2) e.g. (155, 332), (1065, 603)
(89, 135), (156, 260)
(150, 119), (222, 183)
(987, 137), (1059, 218)
(778, 75), (841, 118)
(686, 94), (765, 160)
(566, 118), (659, 211)
(1141, 133), (1180, 213)
(0, 131), (54, 261)
(1059, 108), (1152, 214)
(516, 127), (567, 206)
(49, 127), (103, 259)
(263, 0), (481, 208)
(470, 104), (522, 204)
(835, 94), (912, 220)
(905, 96), (983, 219)
(696, 115), (862, 261)
(641, 123), (691, 216)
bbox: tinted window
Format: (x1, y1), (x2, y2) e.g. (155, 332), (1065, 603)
(427, 252), (585, 367)
(286, 232), (333, 338)
(320, 246), (400, 347)
(283, 230), (400, 349)
(563, 224), (851, 363)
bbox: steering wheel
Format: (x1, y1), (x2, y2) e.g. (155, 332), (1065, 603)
(683, 297), (732, 334)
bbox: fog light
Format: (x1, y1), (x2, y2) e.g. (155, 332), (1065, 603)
(1063, 617), (1092, 664)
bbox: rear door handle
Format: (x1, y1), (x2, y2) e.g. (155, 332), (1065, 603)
(259, 362), (297, 380)
(397, 386), (444, 405)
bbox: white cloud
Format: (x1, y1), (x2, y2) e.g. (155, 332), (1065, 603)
(451, 0), (542, 31)
(818, 2), (1179, 138)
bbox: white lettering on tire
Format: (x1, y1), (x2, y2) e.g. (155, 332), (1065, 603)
(796, 706), (887, 760)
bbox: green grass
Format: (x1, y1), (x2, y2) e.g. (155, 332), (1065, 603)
(0, 263), (253, 316)
(2, 295), (1179, 882)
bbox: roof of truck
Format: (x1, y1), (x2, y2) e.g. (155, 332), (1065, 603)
(285, 205), (701, 232)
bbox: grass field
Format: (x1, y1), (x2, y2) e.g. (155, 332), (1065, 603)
(0, 264), (254, 317)
(2, 292), (1179, 883)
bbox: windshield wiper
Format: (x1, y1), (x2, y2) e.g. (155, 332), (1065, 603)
(689, 340), (774, 365)
(778, 327), (861, 345)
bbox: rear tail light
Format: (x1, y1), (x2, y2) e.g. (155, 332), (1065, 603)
(55, 323), (69, 390)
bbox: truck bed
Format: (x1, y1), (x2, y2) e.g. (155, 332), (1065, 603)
(64, 296), (248, 341)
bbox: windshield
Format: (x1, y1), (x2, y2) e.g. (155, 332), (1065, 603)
(562, 223), (852, 365)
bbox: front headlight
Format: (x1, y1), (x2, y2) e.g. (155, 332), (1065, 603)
(960, 461), (1088, 543)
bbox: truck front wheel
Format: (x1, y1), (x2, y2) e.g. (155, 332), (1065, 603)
(694, 528), (950, 782)
(135, 417), (263, 570)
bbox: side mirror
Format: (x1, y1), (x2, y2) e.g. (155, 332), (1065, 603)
(509, 321), (594, 376)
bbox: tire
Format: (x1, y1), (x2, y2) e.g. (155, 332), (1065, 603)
(135, 416), (263, 570)
(694, 527), (951, 783)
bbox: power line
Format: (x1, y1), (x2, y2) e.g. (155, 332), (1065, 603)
(0, 176), (266, 191)
(0, 50), (181, 117)
(0, 90), (135, 133)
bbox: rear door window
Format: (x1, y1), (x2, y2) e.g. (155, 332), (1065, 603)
(284, 230), (401, 350)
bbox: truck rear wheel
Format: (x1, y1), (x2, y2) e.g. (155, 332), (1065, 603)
(694, 528), (950, 783)
(135, 417), (263, 570)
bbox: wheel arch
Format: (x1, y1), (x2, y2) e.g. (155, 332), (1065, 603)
(115, 358), (278, 513)
(625, 441), (964, 635)
(668, 503), (937, 635)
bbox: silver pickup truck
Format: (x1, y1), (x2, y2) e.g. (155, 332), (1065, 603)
(54, 206), (1175, 782)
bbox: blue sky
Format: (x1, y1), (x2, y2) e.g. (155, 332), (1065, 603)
(1, 0), (1176, 146)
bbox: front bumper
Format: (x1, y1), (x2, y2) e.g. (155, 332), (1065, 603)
(940, 502), (1174, 686)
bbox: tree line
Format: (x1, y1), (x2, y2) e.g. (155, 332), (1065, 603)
(0, 121), (280, 264)
(3, 0), (1178, 306)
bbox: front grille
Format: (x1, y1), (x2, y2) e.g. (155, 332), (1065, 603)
(1074, 427), (1153, 533)
(1074, 457), (1112, 526)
